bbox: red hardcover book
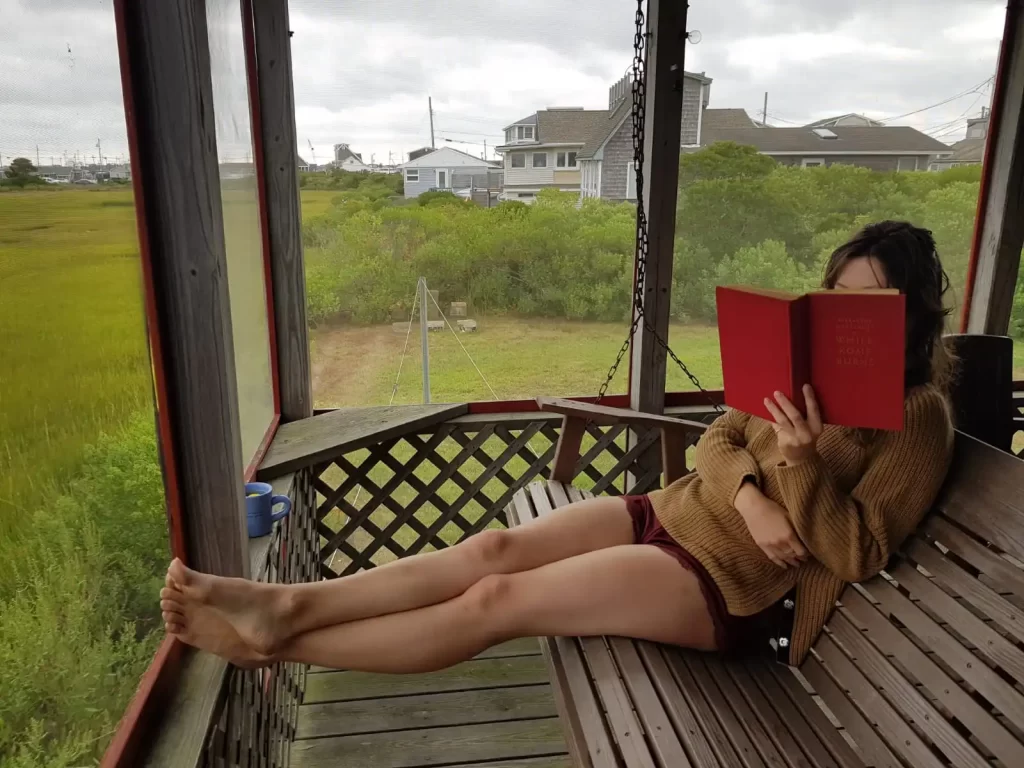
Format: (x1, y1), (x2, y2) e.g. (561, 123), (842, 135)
(716, 286), (906, 430)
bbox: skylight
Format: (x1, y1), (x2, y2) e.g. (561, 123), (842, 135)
(812, 128), (839, 139)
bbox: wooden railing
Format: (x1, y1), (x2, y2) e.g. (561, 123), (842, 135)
(311, 408), (716, 578)
(198, 470), (319, 767)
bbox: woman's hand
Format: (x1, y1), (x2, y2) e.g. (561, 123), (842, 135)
(735, 483), (808, 568)
(764, 384), (823, 466)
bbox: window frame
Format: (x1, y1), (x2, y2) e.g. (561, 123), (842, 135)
(801, 157), (825, 168)
(406, 169), (420, 182)
(556, 151), (578, 169)
(510, 153), (525, 169)
(532, 152), (548, 168)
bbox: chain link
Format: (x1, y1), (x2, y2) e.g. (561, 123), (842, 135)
(595, 0), (723, 416)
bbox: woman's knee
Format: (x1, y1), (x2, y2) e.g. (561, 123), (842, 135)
(460, 528), (519, 572)
(460, 573), (518, 636)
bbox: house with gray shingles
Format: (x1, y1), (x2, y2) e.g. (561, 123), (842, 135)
(929, 109), (989, 170)
(398, 147), (494, 199)
(577, 71), (712, 201)
(700, 109), (953, 171)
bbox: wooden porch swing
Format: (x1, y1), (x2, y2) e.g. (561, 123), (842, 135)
(107, 0), (1024, 766)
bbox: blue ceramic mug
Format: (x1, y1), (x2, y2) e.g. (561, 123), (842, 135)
(245, 482), (291, 538)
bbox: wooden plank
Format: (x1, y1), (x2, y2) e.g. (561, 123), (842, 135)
(826, 611), (989, 768)
(798, 656), (902, 768)
(638, 644), (721, 768)
(251, 0), (311, 421)
(289, 719), (567, 768)
(308, 639), (543, 674)
(965, 2), (1024, 335)
(446, 759), (572, 768)
(552, 416), (587, 484)
(752, 663), (865, 768)
(934, 433), (1024, 562)
(141, 650), (230, 768)
(888, 558), (1024, 681)
(839, 587), (1024, 766)
(538, 397), (709, 433)
(860, 576), (1024, 733)
(812, 634), (947, 768)
(258, 403), (468, 478)
(629, 0), (689, 414)
(295, 684), (558, 739)
(303, 656), (550, 704)
(923, 516), (1024, 596)
(609, 638), (693, 767)
(120, 0), (247, 578)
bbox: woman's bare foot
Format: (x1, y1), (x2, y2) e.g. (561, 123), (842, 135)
(162, 586), (273, 669)
(165, 559), (296, 655)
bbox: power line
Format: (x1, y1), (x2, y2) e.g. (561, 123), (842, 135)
(435, 127), (500, 138)
(877, 76), (993, 123)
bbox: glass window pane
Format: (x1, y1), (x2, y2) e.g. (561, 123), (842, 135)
(666, 2), (1003, 403)
(291, 0), (637, 407)
(206, 0), (276, 462)
(0, 0), (169, 759)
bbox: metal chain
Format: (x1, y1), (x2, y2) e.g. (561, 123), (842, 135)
(595, 0), (723, 415)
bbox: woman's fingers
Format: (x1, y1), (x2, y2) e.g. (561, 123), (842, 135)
(803, 384), (823, 433)
(774, 392), (810, 436)
(763, 398), (791, 430)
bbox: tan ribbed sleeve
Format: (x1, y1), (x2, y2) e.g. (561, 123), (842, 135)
(775, 387), (953, 584)
(693, 407), (763, 506)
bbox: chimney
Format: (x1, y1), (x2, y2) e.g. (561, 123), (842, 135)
(609, 74), (631, 109)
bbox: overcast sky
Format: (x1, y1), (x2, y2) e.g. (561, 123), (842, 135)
(0, 0), (1007, 168)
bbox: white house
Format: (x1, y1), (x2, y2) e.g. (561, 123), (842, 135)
(333, 143), (370, 172)
(399, 147), (494, 199)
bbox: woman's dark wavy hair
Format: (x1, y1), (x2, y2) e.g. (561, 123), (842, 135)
(822, 220), (954, 392)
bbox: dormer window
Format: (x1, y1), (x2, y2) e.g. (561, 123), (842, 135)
(505, 124), (536, 143)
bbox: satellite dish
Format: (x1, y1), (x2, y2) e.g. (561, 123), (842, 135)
(687, 30), (702, 44)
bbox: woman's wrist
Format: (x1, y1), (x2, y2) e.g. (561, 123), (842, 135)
(733, 479), (764, 519)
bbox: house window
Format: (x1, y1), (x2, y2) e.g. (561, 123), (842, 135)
(801, 158), (824, 168)
(510, 153), (525, 169)
(406, 169), (419, 182)
(897, 156), (918, 172)
(556, 151), (578, 168)
(533, 153), (547, 168)
(515, 125), (535, 141)
(626, 161), (637, 200)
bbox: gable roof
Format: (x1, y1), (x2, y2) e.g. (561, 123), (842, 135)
(576, 99), (630, 159)
(702, 108), (758, 132)
(700, 124), (951, 155)
(946, 137), (986, 163)
(504, 113), (539, 130)
(535, 109), (610, 145)
(399, 146), (491, 168)
(804, 113), (885, 128)
(297, 154), (308, 166)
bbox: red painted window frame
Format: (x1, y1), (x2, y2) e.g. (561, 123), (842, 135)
(102, 1), (281, 765)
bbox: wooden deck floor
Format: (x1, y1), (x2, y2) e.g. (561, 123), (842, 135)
(289, 638), (572, 768)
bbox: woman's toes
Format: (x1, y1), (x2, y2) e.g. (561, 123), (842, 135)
(165, 621), (183, 635)
(168, 558), (194, 589)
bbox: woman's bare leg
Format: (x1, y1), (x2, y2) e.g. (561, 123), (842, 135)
(162, 495), (634, 654)
(165, 543), (717, 672)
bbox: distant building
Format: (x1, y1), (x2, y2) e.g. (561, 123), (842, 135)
(408, 147), (435, 162)
(804, 113), (886, 128)
(930, 108), (989, 170)
(398, 146), (495, 199)
(333, 143), (369, 172)
(297, 154), (310, 172)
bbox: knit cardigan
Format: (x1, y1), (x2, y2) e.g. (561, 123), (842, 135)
(647, 385), (953, 666)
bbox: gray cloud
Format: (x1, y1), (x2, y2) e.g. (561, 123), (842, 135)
(0, 0), (1007, 170)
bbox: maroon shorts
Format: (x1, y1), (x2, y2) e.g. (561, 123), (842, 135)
(623, 494), (791, 658)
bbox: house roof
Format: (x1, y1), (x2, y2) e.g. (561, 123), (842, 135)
(334, 144), (366, 165)
(576, 99), (630, 159)
(504, 113), (539, 129)
(535, 109), (610, 145)
(804, 113), (885, 128)
(700, 124), (951, 155)
(946, 137), (986, 163)
(399, 146), (492, 169)
(702, 108), (758, 132)
(297, 155), (308, 166)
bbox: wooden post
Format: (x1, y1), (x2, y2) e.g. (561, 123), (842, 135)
(964, 2), (1024, 335)
(119, 0), (248, 578)
(251, 0), (313, 421)
(628, 0), (687, 415)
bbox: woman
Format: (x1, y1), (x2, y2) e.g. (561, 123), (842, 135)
(160, 220), (954, 671)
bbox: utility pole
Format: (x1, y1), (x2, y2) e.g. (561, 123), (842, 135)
(418, 277), (431, 403)
(428, 97), (435, 149)
(36, 145), (40, 167)
(762, 92), (768, 127)
(483, 139), (487, 160)
(97, 138), (103, 166)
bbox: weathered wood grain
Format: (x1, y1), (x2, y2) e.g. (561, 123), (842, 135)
(295, 684), (557, 739)
(121, 0), (247, 578)
(251, 0), (311, 421)
(258, 402), (467, 477)
(289, 718), (567, 768)
(304, 656), (550, 704)
(307, 638), (542, 674)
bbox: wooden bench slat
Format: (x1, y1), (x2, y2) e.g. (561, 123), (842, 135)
(923, 516), (1024, 597)
(725, 658), (843, 768)
(610, 638), (694, 768)
(888, 559), (1024, 682)
(860, 576), (1024, 732)
(840, 587), (1024, 766)
(826, 611), (990, 768)
(813, 633), (948, 768)
(754, 662), (866, 768)
(639, 644), (723, 767)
